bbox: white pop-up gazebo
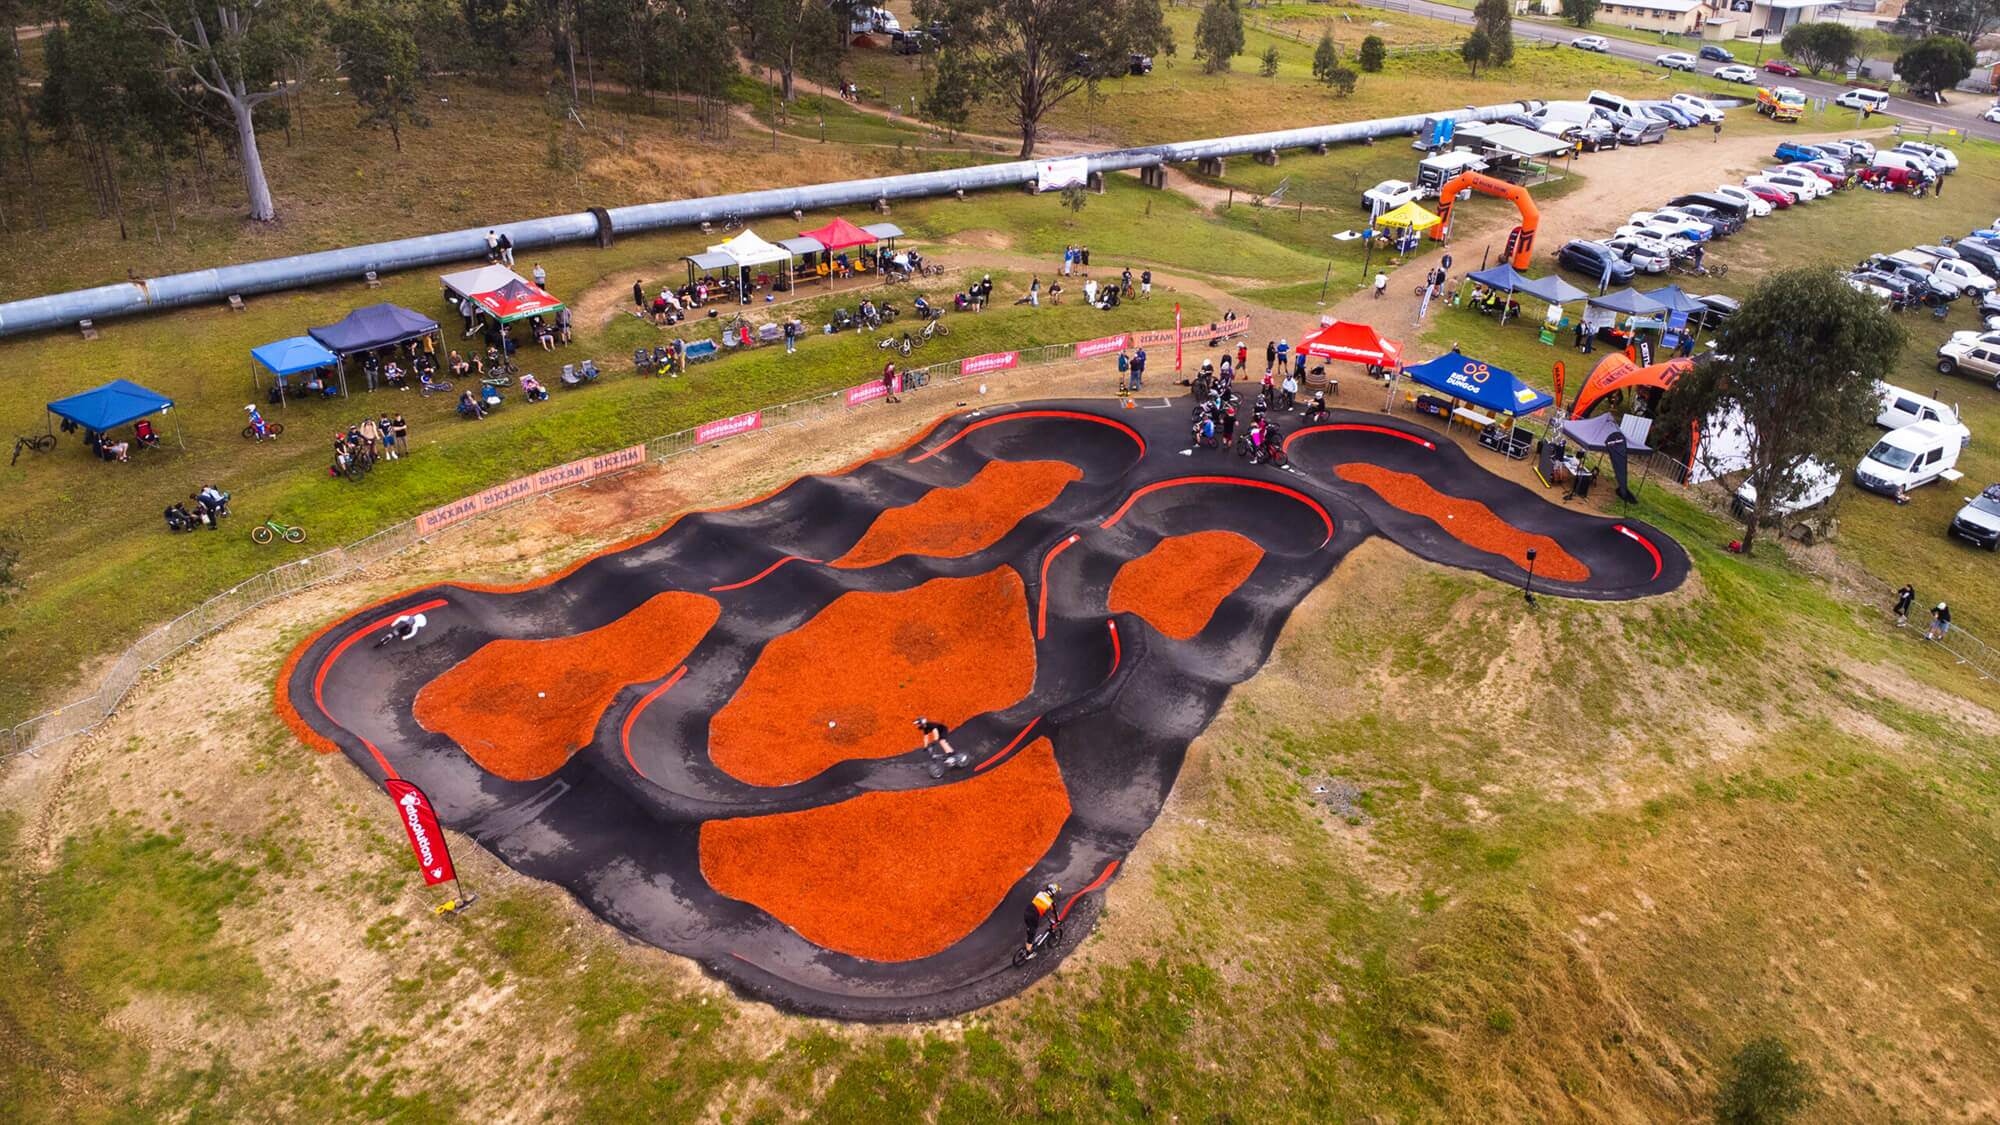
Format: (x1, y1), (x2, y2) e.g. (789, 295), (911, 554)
(710, 229), (793, 294)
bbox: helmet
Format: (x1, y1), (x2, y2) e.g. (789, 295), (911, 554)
(912, 717), (927, 727)
(243, 404), (255, 411)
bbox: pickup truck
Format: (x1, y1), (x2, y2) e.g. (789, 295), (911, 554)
(1361, 179), (1424, 213)
(1755, 87), (1805, 122)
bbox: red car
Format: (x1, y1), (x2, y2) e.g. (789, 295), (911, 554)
(1763, 59), (1800, 76)
(1744, 183), (1793, 209)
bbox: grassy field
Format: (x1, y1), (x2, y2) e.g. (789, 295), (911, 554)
(1418, 134), (2000, 636)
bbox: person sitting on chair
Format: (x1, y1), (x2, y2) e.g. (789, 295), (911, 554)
(520, 373), (549, 402)
(458, 389), (485, 419)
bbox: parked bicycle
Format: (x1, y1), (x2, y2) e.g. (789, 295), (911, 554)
(251, 517), (307, 545)
(419, 374), (454, 397)
(11, 433), (54, 466)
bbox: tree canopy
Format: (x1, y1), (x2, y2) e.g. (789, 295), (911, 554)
(1560, 0), (1599, 28)
(1659, 267), (1905, 552)
(1460, 28), (1492, 77)
(332, 0), (431, 153)
(1898, 0), (2000, 43)
(1779, 22), (1858, 78)
(1473, 0), (1513, 66)
(1896, 35), (1977, 95)
(940, 0), (1173, 157)
(1195, 0), (1245, 74)
(1357, 35), (1385, 73)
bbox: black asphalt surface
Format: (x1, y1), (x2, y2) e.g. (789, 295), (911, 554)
(282, 398), (1687, 1021)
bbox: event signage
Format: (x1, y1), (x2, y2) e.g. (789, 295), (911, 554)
(1074, 333), (1130, 359)
(1036, 157), (1090, 192)
(1131, 317), (1250, 349)
(961, 351), (1020, 377)
(384, 780), (457, 886)
(696, 410), (763, 444)
(1552, 361), (1567, 413)
(844, 372), (902, 406)
(414, 443), (647, 535)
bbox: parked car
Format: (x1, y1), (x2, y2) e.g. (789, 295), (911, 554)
(1714, 64), (1759, 83)
(1850, 269), (1920, 302)
(1539, 119), (1617, 151)
(1739, 182), (1794, 209)
(1571, 35), (1609, 52)
(1948, 486), (2000, 550)
(1949, 239), (2000, 281)
(1556, 240), (1637, 285)
(1655, 52), (1698, 72)
(1878, 382), (1968, 446)
(1835, 89), (1890, 113)
(1653, 205), (1728, 236)
(1760, 168), (1830, 199)
(1936, 337), (2000, 385)
(1839, 138), (1877, 162)
(1604, 235), (1674, 274)
(1708, 184), (1773, 217)
(1847, 271), (1901, 300)
(1361, 179), (1422, 212)
(1674, 203), (1742, 236)
(1774, 141), (1829, 163)
(1735, 459), (1841, 520)
(1129, 53), (1153, 76)
(1763, 59), (1800, 76)
(1895, 140), (1957, 173)
(1699, 44), (1735, 63)
(1670, 93), (1725, 123)
(1640, 102), (1696, 129)
(1984, 105), (2000, 124)
(1744, 175), (1808, 204)
(1854, 421), (1963, 496)
(1691, 293), (1739, 329)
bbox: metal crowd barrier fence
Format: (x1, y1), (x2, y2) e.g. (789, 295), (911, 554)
(0, 332), (1135, 764)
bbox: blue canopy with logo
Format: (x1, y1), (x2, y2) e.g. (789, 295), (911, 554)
(1402, 351), (1554, 416)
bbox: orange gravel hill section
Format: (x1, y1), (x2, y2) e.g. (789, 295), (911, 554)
(1108, 530), (1267, 640)
(700, 737), (1070, 961)
(708, 568), (1036, 787)
(1334, 464), (1590, 581)
(832, 459), (1082, 568)
(413, 592), (720, 781)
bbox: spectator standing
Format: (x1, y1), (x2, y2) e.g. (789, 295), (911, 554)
(1276, 337), (1291, 370)
(1131, 348), (1146, 391)
(633, 279), (646, 313)
(459, 296), (477, 337)
(379, 414), (398, 461)
(1927, 602), (1952, 640)
(1080, 246), (1090, 266)
(359, 416), (379, 460)
(1236, 340), (1248, 371)
(1893, 583), (1915, 627)
(1140, 269), (1152, 298)
(391, 414), (410, 455)
(1264, 340), (1276, 377)
(533, 263), (548, 288)
(498, 232), (515, 265)
(1373, 271), (1388, 299)
(485, 229), (500, 261)
(1029, 276), (1041, 307)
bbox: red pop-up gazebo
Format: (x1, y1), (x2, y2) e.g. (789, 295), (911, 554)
(800, 216), (877, 251)
(1299, 320), (1402, 368)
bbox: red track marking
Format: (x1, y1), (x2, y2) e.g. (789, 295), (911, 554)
(1282, 423), (1436, 454)
(1098, 477), (1335, 548)
(1106, 620), (1121, 676)
(974, 717), (1042, 772)
(619, 665), (690, 780)
(1036, 534), (1081, 638)
(1058, 860), (1121, 920)
(1614, 524), (1664, 581)
(910, 410), (1146, 464)
(708, 555), (821, 592)
(312, 597), (449, 778)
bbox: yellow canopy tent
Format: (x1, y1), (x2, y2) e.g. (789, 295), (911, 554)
(1375, 200), (1442, 231)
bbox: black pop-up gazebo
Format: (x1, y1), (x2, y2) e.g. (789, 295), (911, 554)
(308, 303), (441, 390)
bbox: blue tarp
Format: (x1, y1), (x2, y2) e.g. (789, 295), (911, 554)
(251, 336), (338, 377)
(1403, 352), (1555, 416)
(46, 378), (174, 432)
(1587, 288), (1667, 315)
(1640, 284), (1708, 314)
(1467, 264), (1532, 291)
(1515, 273), (1588, 305)
(308, 303), (439, 355)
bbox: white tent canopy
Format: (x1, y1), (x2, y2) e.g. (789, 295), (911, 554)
(710, 229), (790, 269)
(439, 264), (521, 299)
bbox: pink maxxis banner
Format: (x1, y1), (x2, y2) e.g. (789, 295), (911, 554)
(696, 410), (763, 444)
(844, 372), (903, 406)
(1074, 333), (1129, 359)
(415, 444), (647, 535)
(1132, 316), (1250, 349)
(961, 351), (1020, 377)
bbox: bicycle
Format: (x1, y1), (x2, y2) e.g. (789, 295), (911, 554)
(418, 376), (454, 397)
(251, 517), (307, 545)
(11, 433), (54, 466)
(904, 367), (931, 389)
(241, 420), (286, 440)
(718, 211), (743, 232)
(1013, 914), (1066, 967)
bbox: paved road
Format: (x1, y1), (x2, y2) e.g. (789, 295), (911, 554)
(1359, 0), (2000, 144)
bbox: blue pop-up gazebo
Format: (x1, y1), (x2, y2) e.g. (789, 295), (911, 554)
(45, 378), (183, 449)
(251, 335), (342, 405)
(1402, 351), (1555, 418)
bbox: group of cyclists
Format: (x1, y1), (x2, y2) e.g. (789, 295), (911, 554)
(1188, 354), (1326, 467)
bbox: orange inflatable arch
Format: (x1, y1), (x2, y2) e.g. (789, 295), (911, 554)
(1431, 172), (1539, 270)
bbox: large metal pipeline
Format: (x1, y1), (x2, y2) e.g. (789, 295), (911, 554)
(0, 102), (1531, 338)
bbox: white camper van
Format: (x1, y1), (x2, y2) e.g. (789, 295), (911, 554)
(1854, 420), (1962, 496)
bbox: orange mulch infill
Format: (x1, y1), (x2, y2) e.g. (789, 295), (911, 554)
(1334, 464), (1591, 581)
(700, 737), (1071, 961)
(832, 459), (1083, 569)
(708, 567), (1037, 787)
(412, 592), (720, 781)
(1107, 530), (1267, 640)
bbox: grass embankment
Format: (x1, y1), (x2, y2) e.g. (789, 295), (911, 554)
(6, 476), (1997, 1119)
(0, 198), (1215, 726)
(1419, 134), (2000, 635)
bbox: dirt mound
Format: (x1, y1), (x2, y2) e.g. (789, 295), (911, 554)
(700, 736), (1069, 961)
(834, 460), (1082, 568)
(414, 591), (720, 781)
(707, 568), (1036, 786)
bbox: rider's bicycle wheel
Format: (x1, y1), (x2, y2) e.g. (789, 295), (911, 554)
(936, 324), (951, 337)
(251, 525), (275, 545)
(899, 339), (913, 356)
(1710, 262), (1728, 278)
(28, 434), (53, 453)
(344, 461), (366, 482)
(284, 526), (306, 544)
(1012, 945), (1031, 968)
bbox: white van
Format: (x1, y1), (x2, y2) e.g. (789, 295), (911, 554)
(1872, 151), (1933, 178)
(1587, 89), (1642, 119)
(1854, 420), (1962, 496)
(1835, 89), (1889, 113)
(1734, 458), (1842, 519)
(1894, 141), (1956, 173)
(1877, 382), (1969, 446)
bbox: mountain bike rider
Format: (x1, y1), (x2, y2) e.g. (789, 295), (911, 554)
(376, 612), (428, 647)
(914, 717), (965, 769)
(244, 404), (271, 441)
(1022, 881), (1062, 954)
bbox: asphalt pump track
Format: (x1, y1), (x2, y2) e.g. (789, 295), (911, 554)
(279, 398), (1688, 1020)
